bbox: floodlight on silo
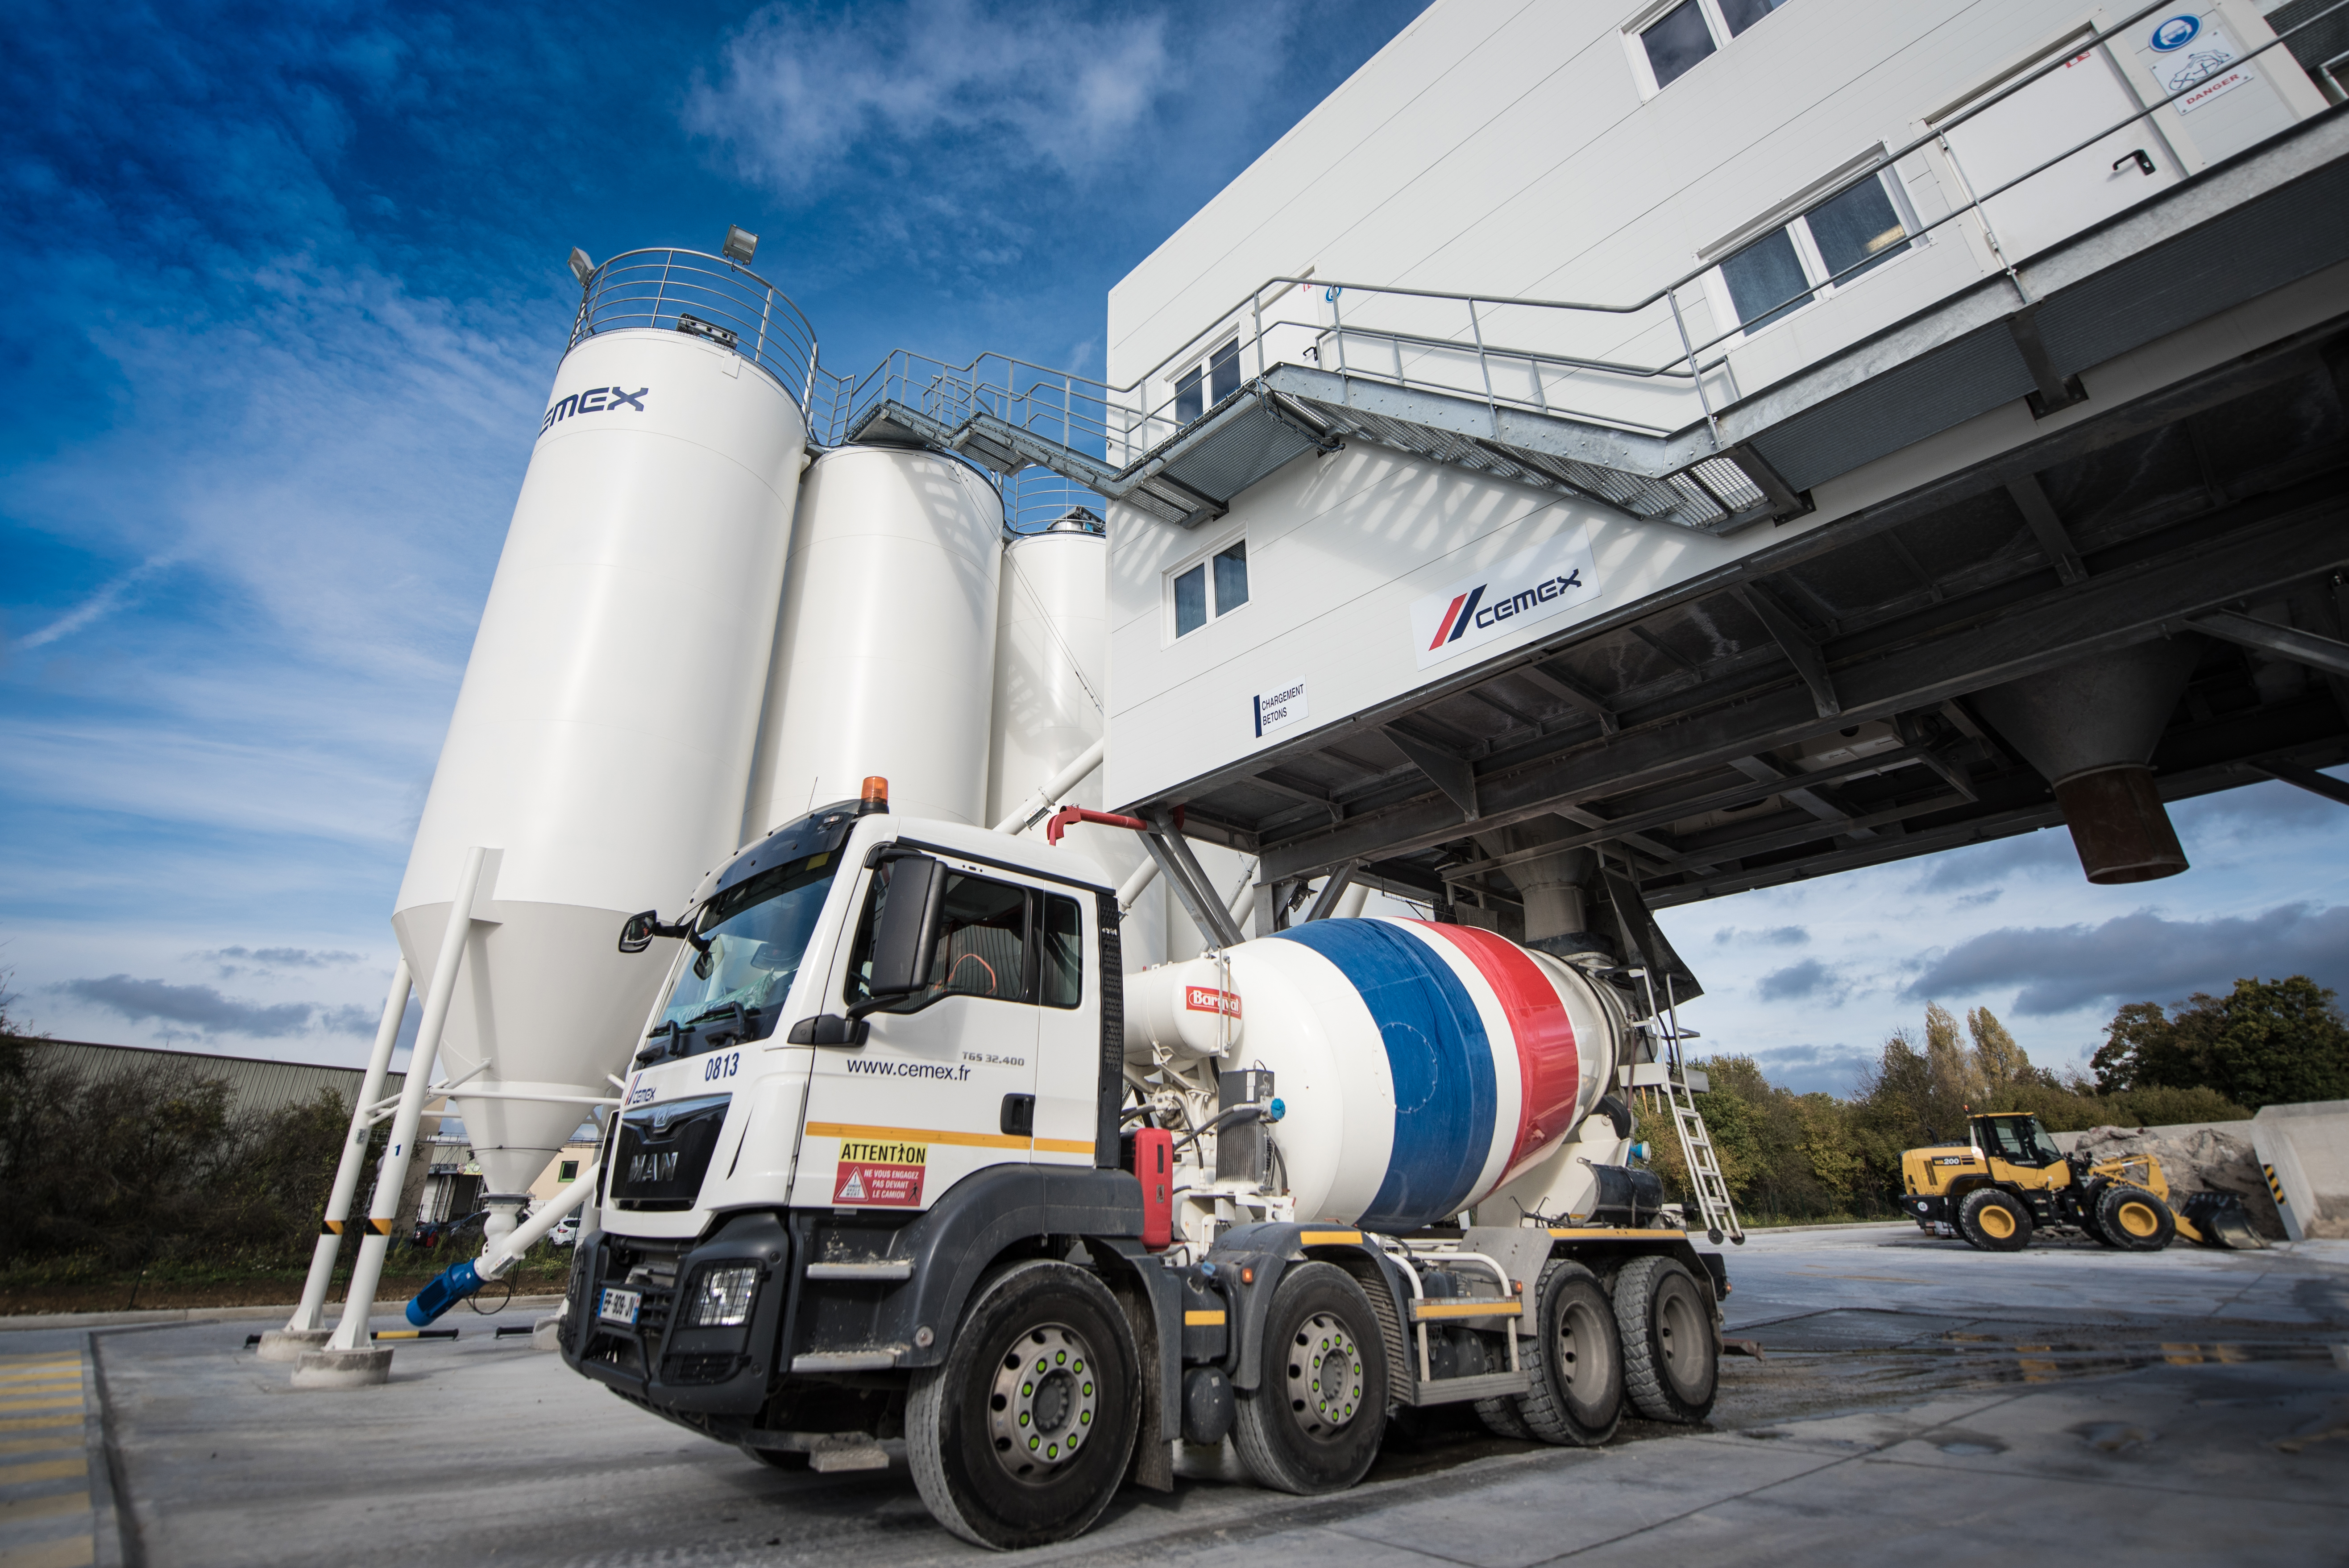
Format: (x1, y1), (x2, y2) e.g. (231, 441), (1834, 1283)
(723, 225), (759, 265)
(568, 248), (595, 286)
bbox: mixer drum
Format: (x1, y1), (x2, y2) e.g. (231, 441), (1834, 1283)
(1216, 918), (1625, 1232)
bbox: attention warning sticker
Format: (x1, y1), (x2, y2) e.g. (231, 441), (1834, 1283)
(833, 1138), (928, 1207)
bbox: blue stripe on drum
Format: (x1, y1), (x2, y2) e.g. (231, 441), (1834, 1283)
(1270, 920), (1498, 1230)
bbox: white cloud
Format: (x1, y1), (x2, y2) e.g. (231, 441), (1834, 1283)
(687, 0), (1183, 194)
(1903, 903), (2349, 1016)
(12, 558), (177, 651)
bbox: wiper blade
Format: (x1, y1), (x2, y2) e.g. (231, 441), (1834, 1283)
(685, 1001), (745, 1027)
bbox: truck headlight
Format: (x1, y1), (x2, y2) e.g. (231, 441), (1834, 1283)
(681, 1264), (759, 1327)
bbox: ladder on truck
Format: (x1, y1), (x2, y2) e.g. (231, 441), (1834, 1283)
(1632, 968), (1743, 1246)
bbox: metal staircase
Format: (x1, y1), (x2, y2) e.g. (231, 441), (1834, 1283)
(836, 350), (1804, 538)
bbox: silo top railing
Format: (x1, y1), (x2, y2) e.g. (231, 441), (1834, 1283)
(569, 249), (825, 416)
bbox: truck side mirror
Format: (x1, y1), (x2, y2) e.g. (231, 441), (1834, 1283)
(618, 911), (660, 954)
(857, 853), (946, 1011)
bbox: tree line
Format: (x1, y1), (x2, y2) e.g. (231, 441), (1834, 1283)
(0, 1029), (363, 1272)
(1636, 975), (2349, 1224)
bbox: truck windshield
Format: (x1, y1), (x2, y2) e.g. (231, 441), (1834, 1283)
(647, 851), (839, 1056)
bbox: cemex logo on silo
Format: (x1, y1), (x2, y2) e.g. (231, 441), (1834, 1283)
(1409, 531), (1602, 669)
(540, 386), (648, 436)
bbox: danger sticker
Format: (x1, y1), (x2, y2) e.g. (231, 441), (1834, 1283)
(1184, 986), (1241, 1020)
(834, 1138), (928, 1207)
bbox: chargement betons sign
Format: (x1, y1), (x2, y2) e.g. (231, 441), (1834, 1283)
(1407, 531), (1602, 669)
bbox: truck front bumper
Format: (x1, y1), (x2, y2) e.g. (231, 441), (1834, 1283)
(564, 1210), (789, 1417)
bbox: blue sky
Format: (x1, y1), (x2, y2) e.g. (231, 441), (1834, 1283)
(4, 0), (2345, 1095)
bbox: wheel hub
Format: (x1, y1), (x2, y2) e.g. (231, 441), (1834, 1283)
(1557, 1300), (1594, 1394)
(988, 1324), (1097, 1481)
(2117, 1200), (2158, 1237)
(1285, 1311), (1365, 1434)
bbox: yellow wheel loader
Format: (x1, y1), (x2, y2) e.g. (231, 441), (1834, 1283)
(1897, 1112), (2260, 1253)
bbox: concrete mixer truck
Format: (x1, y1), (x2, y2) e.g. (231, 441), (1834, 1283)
(554, 779), (1728, 1550)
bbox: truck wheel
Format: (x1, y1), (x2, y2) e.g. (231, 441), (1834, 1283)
(1613, 1256), (1715, 1425)
(2095, 1185), (2176, 1252)
(1233, 1262), (1389, 1494)
(1515, 1260), (1623, 1446)
(906, 1259), (1138, 1550)
(1474, 1395), (1533, 1439)
(1959, 1188), (2032, 1253)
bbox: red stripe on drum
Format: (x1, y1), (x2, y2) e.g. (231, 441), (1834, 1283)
(1415, 922), (1581, 1179)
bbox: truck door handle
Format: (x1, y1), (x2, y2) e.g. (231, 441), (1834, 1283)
(2112, 148), (2155, 177)
(1000, 1094), (1035, 1137)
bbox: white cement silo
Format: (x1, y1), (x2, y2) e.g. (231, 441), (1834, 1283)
(745, 446), (1004, 834)
(985, 514), (1162, 970)
(393, 323), (809, 1211)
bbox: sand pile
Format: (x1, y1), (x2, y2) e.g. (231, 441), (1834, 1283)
(2071, 1124), (2287, 1240)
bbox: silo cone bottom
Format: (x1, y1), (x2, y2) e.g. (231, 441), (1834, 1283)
(255, 1329), (331, 1364)
(292, 1347), (394, 1389)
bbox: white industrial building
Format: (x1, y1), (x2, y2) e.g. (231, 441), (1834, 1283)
(943, 0), (2349, 957)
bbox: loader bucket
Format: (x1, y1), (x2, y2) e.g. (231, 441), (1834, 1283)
(2176, 1191), (2265, 1250)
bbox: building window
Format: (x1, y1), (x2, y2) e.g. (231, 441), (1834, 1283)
(1632, 0), (1791, 94)
(1172, 338), (1243, 425)
(1712, 166), (1917, 334)
(558, 1159), (579, 1182)
(1171, 538), (1249, 639)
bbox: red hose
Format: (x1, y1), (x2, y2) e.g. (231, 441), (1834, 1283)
(1045, 805), (1149, 846)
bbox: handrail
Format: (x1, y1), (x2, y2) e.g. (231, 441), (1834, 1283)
(567, 0), (2344, 493)
(1104, 0), (2341, 408)
(570, 247), (823, 415)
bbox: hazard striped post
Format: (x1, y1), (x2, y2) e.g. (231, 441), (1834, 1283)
(281, 959), (412, 1339)
(321, 846), (493, 1359)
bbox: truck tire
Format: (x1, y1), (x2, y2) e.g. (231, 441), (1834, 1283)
(906, 1259), (1139, 1550)
(2095, 1185), (2176, 1252)
(1233, 1262), (1390, 1494)
(1474, 1394), (1534, 1439)
(1958, 1188), (2032, 1253)
(1612, 1256), (1715, 1425)
(1513, 1260), (1623, 1446)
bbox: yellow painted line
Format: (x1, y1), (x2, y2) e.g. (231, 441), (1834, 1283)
(0, 1458), (86, 1485)
(373, 1331), (421, 1340)
(0, 1489), (89, 1521)
(1298, 1230), (1362, 1246)
(0, 1381), (76, 1394)
(1033, 1137), (1094, 1155)
(806, 1121), (1029, 1151)
(1548, 1227), (1687, 1239)
(0, 1435), (83, 1456)
(0, 1418), (81, 1435)
(1410, 1300), (1523, 1322)
(0, 1399), (80, 1415)
(1183, 1310), (1227, 1327)
(0, 1534), (95, 1568)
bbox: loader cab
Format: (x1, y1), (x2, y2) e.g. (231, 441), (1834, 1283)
(1970, 1113), (2067, 1179)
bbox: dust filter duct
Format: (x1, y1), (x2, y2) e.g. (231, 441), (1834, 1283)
(1472, 818), (1594, 944)
(1970, 637), (2203, 884)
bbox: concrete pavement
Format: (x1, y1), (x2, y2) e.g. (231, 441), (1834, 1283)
(13, 1225), (2344, 1566)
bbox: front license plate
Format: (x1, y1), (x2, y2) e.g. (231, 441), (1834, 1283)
(598, 1286), (642, 1326)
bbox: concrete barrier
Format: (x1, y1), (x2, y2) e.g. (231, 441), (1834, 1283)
(2251, 1099), (2349, 1241)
